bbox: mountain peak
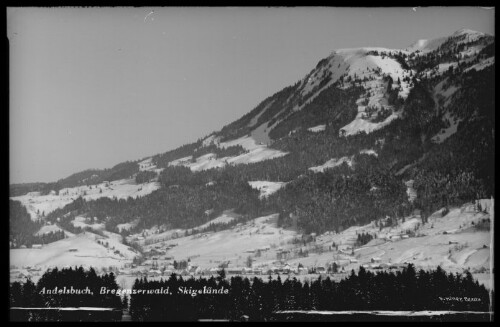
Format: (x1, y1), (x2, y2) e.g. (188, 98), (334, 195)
(452, 28), (485, 37)
(405, 28), (490, 53)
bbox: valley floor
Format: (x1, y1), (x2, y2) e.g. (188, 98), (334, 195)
(10, 200), (494, 292)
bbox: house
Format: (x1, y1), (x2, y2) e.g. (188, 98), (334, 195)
(209, 267), (220, 274)
(371, 257), (382, 263)
(227, 268), (243, 275)
(188, 266), (201, 274)
(349, 258), (359, 263)
(297, 267), (308, 275)
(334, 259), (351, 267)
(316, 266), (326, 273)
(149, 269), (161, 277)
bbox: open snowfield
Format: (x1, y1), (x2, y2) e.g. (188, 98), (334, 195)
(71, 216), (106, 230)
(309, 156), (353, 173)
(169, 136), (288, 172)
(308, 124), (326, 133)
(117, 219), (139, 232)
(141, 214), (297, 268)
(248, 181), (287, 199)
(10, 230), (139, 274)
(359, 149), (378, 157)
(405, 36), (448, 53)
(11, 179), (161, 220)
(195, 213), (237, 230)
(138, 157), (164, 174)
(341, 110), (402, 137)
(34, 224), (64, 236)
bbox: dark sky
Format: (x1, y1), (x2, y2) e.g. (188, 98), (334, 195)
(8, 7), (495, 183)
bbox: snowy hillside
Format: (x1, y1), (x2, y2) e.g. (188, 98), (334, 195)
(10, 229), (139, 270)
(209, 29), (493, 142)
(405, 36), (448, 53)
(248, 181), (287, 199)
(130, 200), (493, 288)
(12, 179), (161, 220)
(169, 135), (288, 172)
(309, 156), (353, 173)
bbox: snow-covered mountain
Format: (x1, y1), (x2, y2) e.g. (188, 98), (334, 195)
(10, 29), (494, 280)
(201, 28), (493, 148)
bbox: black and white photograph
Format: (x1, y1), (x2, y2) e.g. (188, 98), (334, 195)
(8, 6), (495, 321)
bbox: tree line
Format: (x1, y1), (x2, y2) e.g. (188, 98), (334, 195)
(127, 264), (491, 321)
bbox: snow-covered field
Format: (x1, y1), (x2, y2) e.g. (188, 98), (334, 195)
(308, 124), (326, 133)
(142, 213), (297, 269)
(11, 179), (161, 220)
(248, 181), (287, 199)
(309, 156), (353, 173)
(341, 109), (402, 137)
(117, 220), (139, 232)
(405, 35), (448, 53)
(359, 149), (378, 157)
(71, 216), (105, 231)
(170, 136), (288, 172)
(195, 213), (237, 230)
(138, 157), (164, 174)
(34, 224), (64, 236)
(10, 230), (139, 273)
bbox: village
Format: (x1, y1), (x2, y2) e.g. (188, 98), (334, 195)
(10, 199), (492, 292)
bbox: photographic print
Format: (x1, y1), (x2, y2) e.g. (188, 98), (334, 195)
(8, 6), (495, 322)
